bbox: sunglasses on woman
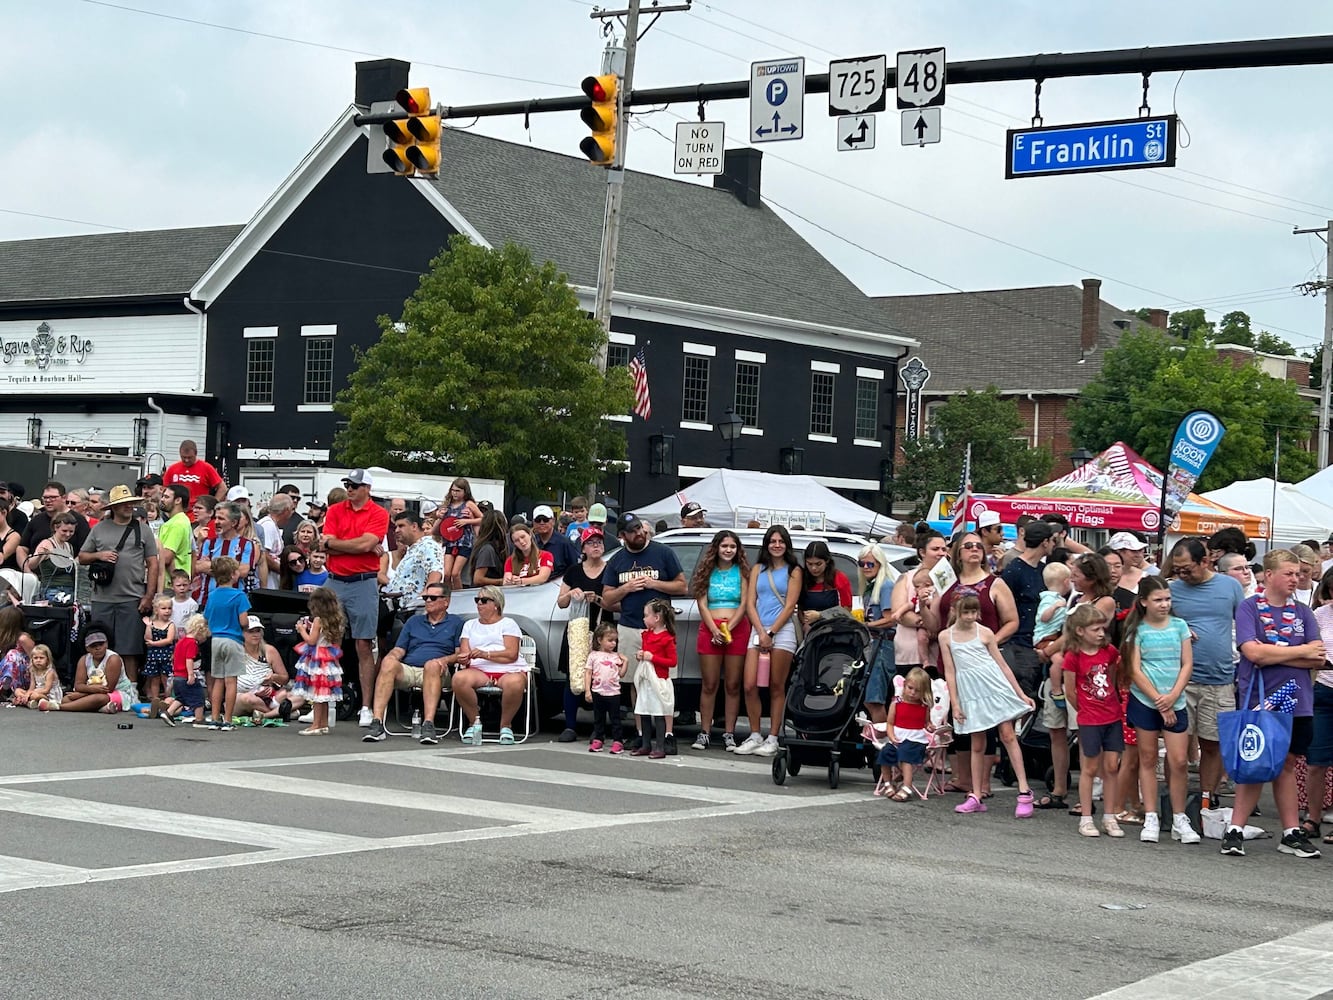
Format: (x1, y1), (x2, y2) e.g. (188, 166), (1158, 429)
(474, 596), (495, 605)
(960, 541), (984, 550)
(858, 560), (878, 569)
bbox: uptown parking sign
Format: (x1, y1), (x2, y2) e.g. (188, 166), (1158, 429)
(1006, 115), (1177, 179)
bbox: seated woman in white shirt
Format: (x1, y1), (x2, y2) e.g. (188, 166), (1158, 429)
(452, 585), (527, 745)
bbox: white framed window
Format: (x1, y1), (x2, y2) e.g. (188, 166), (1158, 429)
(809, 371), (835, 436)
(682, 355), (710, 424)
(734, 361), (761, 428)
(854, 377), (879, 441)
(246, 339), (275, 405)
(303, 337), (335, 405)
(607, 343), (631, 369)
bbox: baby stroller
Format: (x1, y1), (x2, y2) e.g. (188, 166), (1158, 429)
(772, 609), (876, 789)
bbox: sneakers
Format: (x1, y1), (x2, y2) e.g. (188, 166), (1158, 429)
(955, 794), (987, 814)
(419, 720), (438, 745)
(358, 706), (373, 727)
(589, 739), (604, 752)
(1102, 816), (1125, 838)
(754, 734), (780, 757)
(1278, 829), (1322, 859)
(1014, 790), (1034, 819)
(734, 733), (764, 755)
(557, 727), (577, 743)
(722, 733), (738, 752)
(160, 712), (176, 728)
(691, 732), (710, 751)
(609, 740), (624, 755)
(664, 733), (678, 756)
(1220, 827), (1246, 856)
(1171, 814), (1201, 845)
(362, 719), (387, 743)
(1140, 813), (1160, 843)
(1079, 816), (1100, 837)
(219, 722), (234, 732)
(297, 710), (314, 725)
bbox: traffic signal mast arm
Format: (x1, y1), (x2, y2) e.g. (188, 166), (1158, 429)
(353, 34), (1333, 128)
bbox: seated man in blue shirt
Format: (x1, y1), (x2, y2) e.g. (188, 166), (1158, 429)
(363, 581), (464, 745)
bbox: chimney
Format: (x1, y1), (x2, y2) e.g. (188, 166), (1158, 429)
(713, 148), (762, 208)
(1080, 278), (1101, 353)
(1148, 308), (1169, 330)
(355, 58), (411, 110)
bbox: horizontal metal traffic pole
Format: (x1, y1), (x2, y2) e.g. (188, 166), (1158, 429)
(425, 34), (1333, 121)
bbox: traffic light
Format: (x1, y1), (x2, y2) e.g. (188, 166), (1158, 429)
(579, 73), (619, 165)
(382, 87), (441, 177)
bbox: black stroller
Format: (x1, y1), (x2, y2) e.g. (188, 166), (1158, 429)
(772, 610), (877, 789)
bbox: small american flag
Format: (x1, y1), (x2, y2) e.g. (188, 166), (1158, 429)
(629, 348), (652, 420)
(950, 442), (972, 540)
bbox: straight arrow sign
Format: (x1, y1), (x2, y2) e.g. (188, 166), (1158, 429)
(900, 107), (940, 146)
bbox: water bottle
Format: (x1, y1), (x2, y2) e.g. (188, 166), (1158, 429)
(411, 709), (422, 740)
(757, 651), (771, 688)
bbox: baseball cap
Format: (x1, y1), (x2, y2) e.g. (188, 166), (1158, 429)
(244, 615), (264, 631)
(1023, 520), (1053, 546)
(1108, 531), (1148, 551)
(136, 473), (163, 491)
(680, 501), (706, 519)
(619, 513), (644, 535)
(580, 526), (604, 545)
(420, 499), (439, 516)
(976, 511), (1001, 529)
(226, 485), (251, 502)
(588, 502), (608, 523)
(342, 469), (374, 489)
(532, 504), (555, 521)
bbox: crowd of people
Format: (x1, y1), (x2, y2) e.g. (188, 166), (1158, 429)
(3, 439), (1333, 860)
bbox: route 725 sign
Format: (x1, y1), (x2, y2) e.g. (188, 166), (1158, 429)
(828, 55), (887, 116)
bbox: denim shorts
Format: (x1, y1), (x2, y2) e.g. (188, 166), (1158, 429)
(864, 637), (896, 706)
(877, 739), (927, 768)
(1308, 685), (1333, 766)
(1126, 695), (1189, 734)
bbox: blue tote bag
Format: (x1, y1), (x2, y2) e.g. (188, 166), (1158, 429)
(1218, 670), (1293, 785)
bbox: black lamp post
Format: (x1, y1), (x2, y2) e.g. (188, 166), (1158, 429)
(718, 406), (743, 465)
(1070, 447), (1094, 469)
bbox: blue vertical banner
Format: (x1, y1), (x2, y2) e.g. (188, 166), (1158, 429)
(1158, 410), (1226, 542)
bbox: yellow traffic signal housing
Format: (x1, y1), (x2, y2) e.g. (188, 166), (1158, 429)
(579, 74), (619, 165)
(382, 87), (441, 177)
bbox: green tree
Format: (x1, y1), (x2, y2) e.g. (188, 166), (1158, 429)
(1168, 308), (1214, 341)
(1308, 344), (1324, 391)
(895, 388), (1052, 518)
(1254, 330), (1296, 356)
(1218, 310), (1254, 347)
(334, 236), (634, 498)
(1070, 328), (1317, 486)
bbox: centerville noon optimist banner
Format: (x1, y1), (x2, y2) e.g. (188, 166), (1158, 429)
(1160, 410), (1226, 525)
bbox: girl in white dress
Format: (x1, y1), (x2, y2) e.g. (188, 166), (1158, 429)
(940, 594), (1036, 819)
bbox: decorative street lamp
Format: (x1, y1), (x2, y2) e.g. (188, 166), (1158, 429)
(718, 406), (744, 465)
(1070, 447), (1094, 469)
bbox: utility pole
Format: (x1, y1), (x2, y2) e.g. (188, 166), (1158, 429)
(1294, 221), (1333, 468)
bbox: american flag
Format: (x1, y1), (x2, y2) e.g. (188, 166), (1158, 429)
(628, 348), (652, 420)
(950, 442), (972, 540)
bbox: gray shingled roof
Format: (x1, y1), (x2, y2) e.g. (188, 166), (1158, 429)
(873, 284), (1136, 392)
(433, 130), (907, 341)
(0, 225), (243, 305)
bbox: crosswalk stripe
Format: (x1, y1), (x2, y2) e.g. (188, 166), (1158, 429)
(153, 763), (597, 826)
(0, 855), (88, 893)
(0, 787), (369, 851)
(1086, 920), (1333, 999)
(376, 753), (780, 804)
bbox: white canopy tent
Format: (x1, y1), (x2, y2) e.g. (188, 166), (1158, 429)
(635, 469), (899, 538)
(1201, 477), (1333, 548)
(1296, 464), (1333, 505)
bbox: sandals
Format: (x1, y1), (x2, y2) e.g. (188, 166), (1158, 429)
(1114, 810), (1145, 825)
(941, 782), (970, 794)
(1322, 830), (1333, 845)
(1300, 819), (1320, 839)
(499, 727), (516, 745)
(1033, 793), (1067, 810)
(889, 787), (912, 802)
(461, 723), (483, 746)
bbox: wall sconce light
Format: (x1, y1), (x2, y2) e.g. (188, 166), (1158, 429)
(26, 416), (42, 448)
(132, 417), (149, 456)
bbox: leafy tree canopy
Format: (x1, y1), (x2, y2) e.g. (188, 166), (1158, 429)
(335, 236), (633, 498)
(1070, 327), (1316, 487)
(895, 388), (1052, 518)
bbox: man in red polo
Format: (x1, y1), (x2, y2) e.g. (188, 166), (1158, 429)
(162, 440), (227, 514)
(321, 469), (389, 726)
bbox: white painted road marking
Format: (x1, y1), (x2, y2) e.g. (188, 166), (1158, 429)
(0, 745), (866, 895)
(1087, 921), (1333, 1000)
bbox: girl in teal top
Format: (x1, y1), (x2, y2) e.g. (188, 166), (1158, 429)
(690, 530), (751, 751)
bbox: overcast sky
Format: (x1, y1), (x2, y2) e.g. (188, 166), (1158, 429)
(5, 0), (1333, 353)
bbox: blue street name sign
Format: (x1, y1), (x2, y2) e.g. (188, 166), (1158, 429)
(1005, 114), (1177, 179)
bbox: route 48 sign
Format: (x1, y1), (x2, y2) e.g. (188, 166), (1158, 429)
(896, 47), (946, 108)
(751, 57), (805, 142)
(828, 55), (887, 116)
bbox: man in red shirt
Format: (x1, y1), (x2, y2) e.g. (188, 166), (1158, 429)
(322, 469), (389, 726)
(162, 440), (227, 514)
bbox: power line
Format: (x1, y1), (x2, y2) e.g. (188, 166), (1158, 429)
(0, 208), (126, 231)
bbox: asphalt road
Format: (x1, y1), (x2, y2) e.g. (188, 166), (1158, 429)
(2, 708), (1331, 1000)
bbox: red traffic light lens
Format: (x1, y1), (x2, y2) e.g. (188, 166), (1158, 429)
(395, 88), (425, 114)
(590, 81), (608, 102)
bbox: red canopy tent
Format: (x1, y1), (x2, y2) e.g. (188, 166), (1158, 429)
(965, 441), (1269, 538)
